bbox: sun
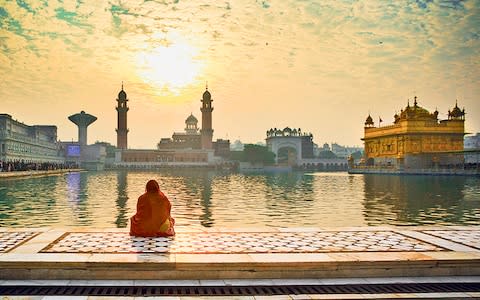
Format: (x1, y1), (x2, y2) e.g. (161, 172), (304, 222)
(136, 33), (203, 96)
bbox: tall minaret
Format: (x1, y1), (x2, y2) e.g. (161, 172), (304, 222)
(200, 84), (214, 149)
(116, 83), (129, 149)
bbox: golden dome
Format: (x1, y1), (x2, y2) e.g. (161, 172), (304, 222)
(399, 97), (437, 121)
(448, 100), (465, 120)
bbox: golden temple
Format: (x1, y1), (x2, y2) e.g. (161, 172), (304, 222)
(360, 96), (465, 170)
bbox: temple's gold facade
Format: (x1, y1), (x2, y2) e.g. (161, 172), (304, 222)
(362, 97), (465, 169)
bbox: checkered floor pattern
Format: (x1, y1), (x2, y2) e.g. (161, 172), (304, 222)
(41, 231), (446, 253)
(0, 231), (38, 253)
(423, 230), (480, 250)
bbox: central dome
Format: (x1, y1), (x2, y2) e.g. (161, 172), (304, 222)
(399, 97), (436, 121)
(186, 113), (198, 124)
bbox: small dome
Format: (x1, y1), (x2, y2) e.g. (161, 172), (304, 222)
(203, 89), (211, 100)
(118, 89), (127, 100)
(365, 114), (374, 126)
(186, 113), (198, 124)
(450, 102), (463, 118)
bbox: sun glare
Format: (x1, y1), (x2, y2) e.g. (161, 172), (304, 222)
(136, 34), (203, 96)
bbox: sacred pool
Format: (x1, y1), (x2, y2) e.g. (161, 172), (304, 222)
(1, 170), (479, 228)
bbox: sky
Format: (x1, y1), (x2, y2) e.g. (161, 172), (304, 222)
(0, 0), (479, 149)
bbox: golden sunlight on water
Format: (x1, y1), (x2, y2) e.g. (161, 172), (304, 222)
(135, 32), (204, 96)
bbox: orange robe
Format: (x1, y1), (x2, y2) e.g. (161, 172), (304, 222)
(130, 191), (175, 237)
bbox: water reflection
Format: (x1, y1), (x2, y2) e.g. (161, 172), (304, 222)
(66, 172), (81, 203)
(69, 172), (93, 226)
(0, 170), (479, 228)
(0, 176), (59, 226)
(363, 175), (480, 226)
(199, 171), (214, 227)
(151, 169), (216, 227)
(262, 173), (315, 225)
(115, 170), (129, 227)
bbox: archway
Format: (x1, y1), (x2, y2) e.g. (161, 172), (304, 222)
(277, 146), (298, 166)
(266, 135), (303, 165)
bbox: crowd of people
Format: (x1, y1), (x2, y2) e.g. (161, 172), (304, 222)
(0, 160), (78, 172)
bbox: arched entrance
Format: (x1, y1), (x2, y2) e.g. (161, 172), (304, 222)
(277, 146), (298, 166)
(266, 136), (303, 165)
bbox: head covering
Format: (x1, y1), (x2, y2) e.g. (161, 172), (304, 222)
(146, 180), (160, 193)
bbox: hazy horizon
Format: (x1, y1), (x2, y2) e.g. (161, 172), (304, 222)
(1, 0), (479, 149)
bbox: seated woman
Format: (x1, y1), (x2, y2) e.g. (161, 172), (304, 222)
(130, 179), (175, 237)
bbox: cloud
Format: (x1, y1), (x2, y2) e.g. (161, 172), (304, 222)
(0, 6), (31, 40)
(16, 0), (36, 14)
(55, 7), (93, 31)
(0, 0), (478, 147)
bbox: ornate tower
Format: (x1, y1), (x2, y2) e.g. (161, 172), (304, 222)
(200, 85), (214, 149)
(116, 83), (129, 149)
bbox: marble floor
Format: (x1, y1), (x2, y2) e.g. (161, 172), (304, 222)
(0, 226), (479, 281)
(0, 231), (39, 253)
(38, 230), (446, 254)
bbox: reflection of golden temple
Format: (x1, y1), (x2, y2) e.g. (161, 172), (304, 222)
(362, 174), (469, 225)
(354, 97), (468, 172)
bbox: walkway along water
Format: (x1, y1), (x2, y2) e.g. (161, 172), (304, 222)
(1, 226), (479, 280)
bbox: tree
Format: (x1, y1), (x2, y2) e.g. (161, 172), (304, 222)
(229, 151), (244, 161)
(243, 144), (275, 164)
(229, 144), (275, 164)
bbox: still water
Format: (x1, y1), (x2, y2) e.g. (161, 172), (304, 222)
(0, 170), (479, 228)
